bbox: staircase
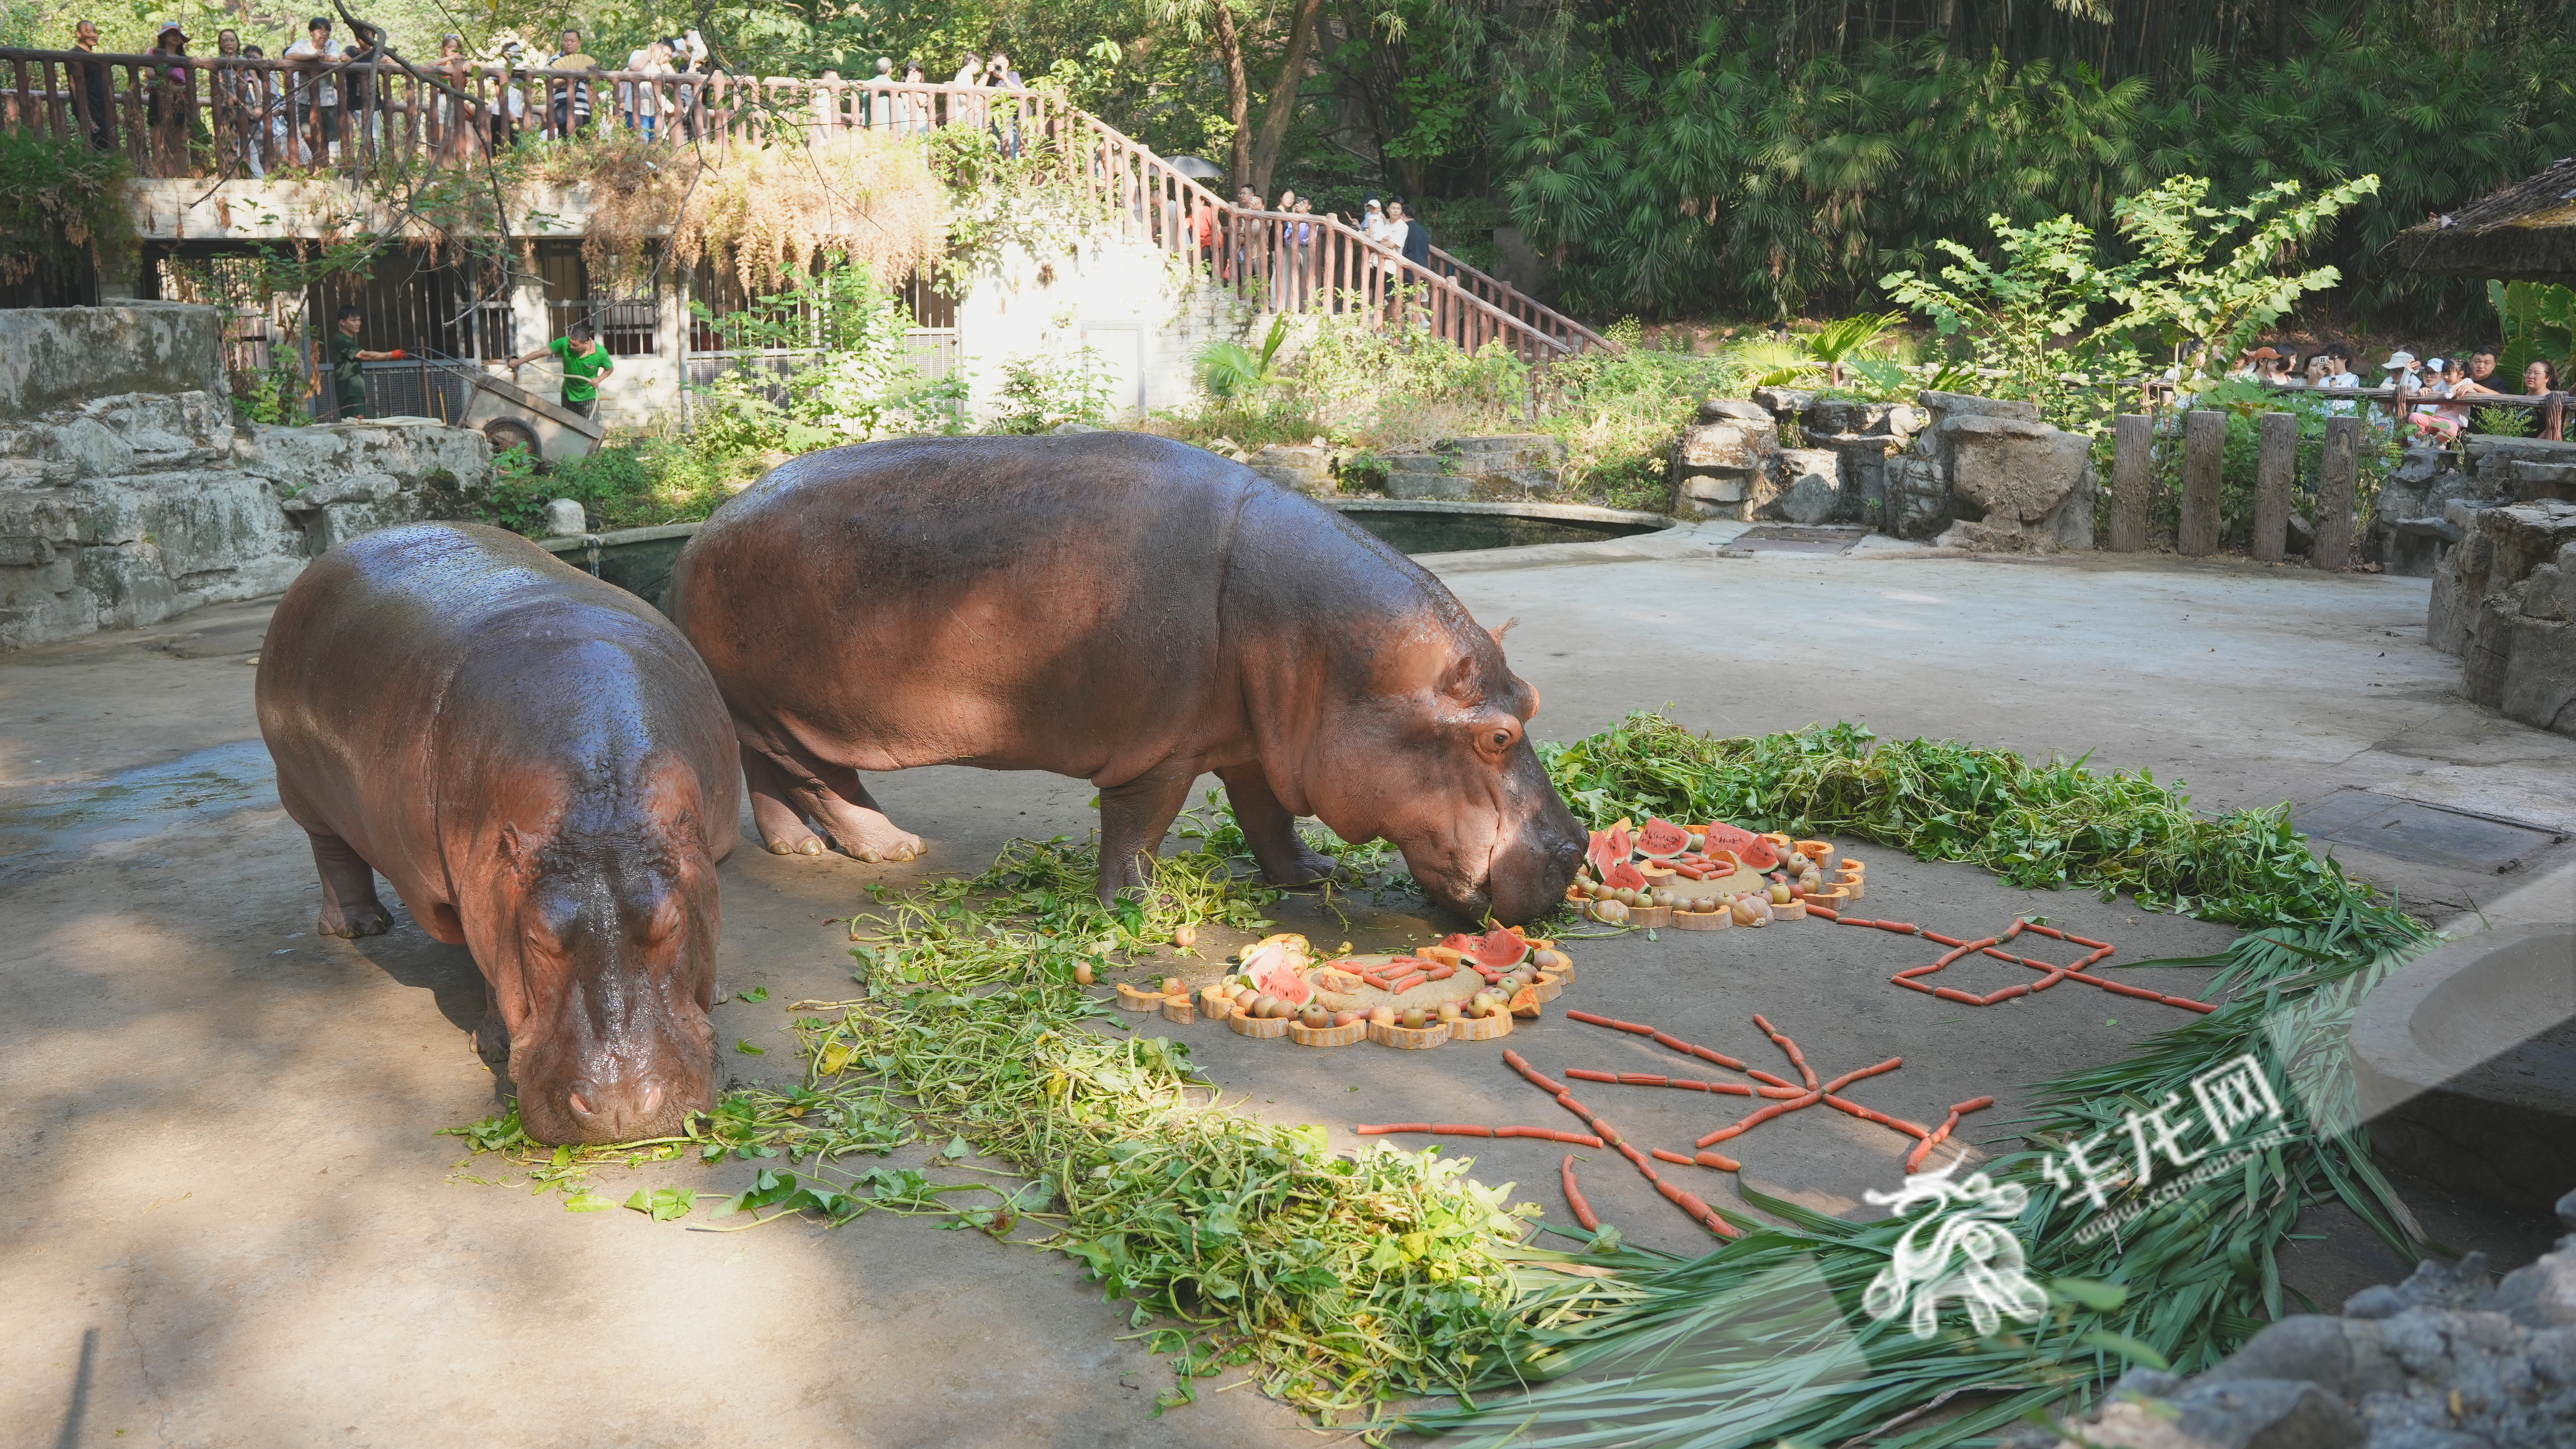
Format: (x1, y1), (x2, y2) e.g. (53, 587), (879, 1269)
(1040, 105), (1614, 368)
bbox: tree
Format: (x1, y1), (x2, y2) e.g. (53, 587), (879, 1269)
(2106, 174), (2383, 386)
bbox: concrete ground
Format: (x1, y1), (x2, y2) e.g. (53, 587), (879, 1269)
(7, 539), (2574, 1447)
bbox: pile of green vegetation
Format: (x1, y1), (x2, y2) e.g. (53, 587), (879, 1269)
(450, 715), (2430, 1446)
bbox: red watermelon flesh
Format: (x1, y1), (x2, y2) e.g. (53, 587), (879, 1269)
(1704, 822), (1776, 871)
(1603, 860), (1647, 891)
(1636, 817), (1691, 858)
(1244, 940), (1313, 1004)
(1472, 930), (1530, 969)
(1440, 932), (1476, 954)
(1607, 822), (1633, 862)
(1586, 829), (1626, 877)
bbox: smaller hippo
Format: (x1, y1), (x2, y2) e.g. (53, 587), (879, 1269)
(257, 522), (741, 1145)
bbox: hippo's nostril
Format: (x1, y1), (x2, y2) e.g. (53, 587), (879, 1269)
(567, 1090), (596, 1117)
(640, 1083), (664, 1119)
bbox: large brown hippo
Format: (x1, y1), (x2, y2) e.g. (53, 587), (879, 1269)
(666, 433), (1583, 924)
(257, 522), (740, 1145)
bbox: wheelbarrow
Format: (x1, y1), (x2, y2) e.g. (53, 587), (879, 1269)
(456, 368), (605, 466)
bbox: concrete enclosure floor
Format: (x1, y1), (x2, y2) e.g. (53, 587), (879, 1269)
(6, 546), (2574, 1447)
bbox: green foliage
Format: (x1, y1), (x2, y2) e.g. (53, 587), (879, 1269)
(1196, 314), (1290, 402)
(1485, 8), (2573, 325)
(0, 129), (136, 286)
(1542, 714), (2366, 924)
(2109, 176), (2380, 387)
(228, 364), (306, 428)
(988, 345), (1116, 434)
(1881, 213), (2133, 423)
(470, 445), (555, 535)
(2489, 280), (2576, 383)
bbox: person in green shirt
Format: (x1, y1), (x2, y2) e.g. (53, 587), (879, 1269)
(512, 324), (614, 418)
(324, 304), (404, 420)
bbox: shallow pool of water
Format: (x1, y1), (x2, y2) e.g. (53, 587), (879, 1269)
(1337, 509), (1665, 555)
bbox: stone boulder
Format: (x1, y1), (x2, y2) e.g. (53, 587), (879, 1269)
(1698, 397), (1774, 424)
(1749, 386), (1816, 419)
(1669, 409), (1781, 520)
(2009, 1208), (2576, 1449)
(1249, 443), (1334, 496)
(1754, 448), (1851, 525)
(2, 377), (490, 651)
(2428, 499), (2576, 657)
(1377, 435), (1566, 502)
(1888, 390), (2096, 548)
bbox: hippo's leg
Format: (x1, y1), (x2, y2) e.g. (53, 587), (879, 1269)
(741, 744), (827, 857)
(789, 763), (924, 865)
(1217, 766), (1338, 887)
(1096, 773), (1195, 903)
(305, 830), (394, 937)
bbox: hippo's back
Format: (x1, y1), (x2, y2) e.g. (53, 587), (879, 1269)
(259, 522), (731, 910)
(671, 434), (1278, 778)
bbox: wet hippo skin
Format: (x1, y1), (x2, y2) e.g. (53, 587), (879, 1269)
(257, 522), (741, 1144)
(667, 433), (1583, 925)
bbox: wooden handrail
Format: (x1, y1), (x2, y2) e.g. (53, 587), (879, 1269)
(2, 46), (1613, 366)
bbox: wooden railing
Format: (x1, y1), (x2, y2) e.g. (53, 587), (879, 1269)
(1, 48), (1612, 367)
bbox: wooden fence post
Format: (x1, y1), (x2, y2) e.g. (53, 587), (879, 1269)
(2252, 411), (2297, 562)
(2179, 409), (2226, 556)
(2109, 413), (2152, 552)
(2315, 415), (2359, 571)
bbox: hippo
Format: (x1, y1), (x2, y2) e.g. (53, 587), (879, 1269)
(666, 433), (1583, 924)
(257, 522), (741, 1145)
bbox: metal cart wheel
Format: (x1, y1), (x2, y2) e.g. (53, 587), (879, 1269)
(484, 418), (541, 464)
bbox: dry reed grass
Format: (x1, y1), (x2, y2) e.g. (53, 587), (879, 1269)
(674, 131), (948, 293)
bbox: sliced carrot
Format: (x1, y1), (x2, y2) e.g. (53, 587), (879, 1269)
(1561, 1156), (1600, 1230)
(1932, 987), (1983, 1006)
(1695, 1149), (1741, 1171)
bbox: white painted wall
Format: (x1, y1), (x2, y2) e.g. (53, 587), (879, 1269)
(951, 231), (1266, 427)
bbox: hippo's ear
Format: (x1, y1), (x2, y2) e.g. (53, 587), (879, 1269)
(498, 823), (538, 877)
(1486, 616), (1519, 646)
(1437, 652), (1483, 704)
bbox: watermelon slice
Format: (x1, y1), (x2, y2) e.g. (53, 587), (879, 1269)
(1636, 817), (1691, 859)
(1606, 820), (1633, 863)
(1603, 860), (1647, 891)
(1584, 830), (1624, 878)
(1703, 822), (1775, 871)
(1439, 932), (1477, 954)
(1242, 934), (1314, 1005)
(1472, 929), (1530, 969)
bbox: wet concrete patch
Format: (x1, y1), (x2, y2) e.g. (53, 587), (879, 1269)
(2298, 788), (2568, 875)
(0, 737), (274, 881)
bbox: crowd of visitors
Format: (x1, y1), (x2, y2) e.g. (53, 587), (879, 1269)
(55, 19), (1055, 176)
(2226, 340), (2565, 440)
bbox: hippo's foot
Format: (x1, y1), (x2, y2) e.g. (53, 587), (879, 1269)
(318, 899), (394, 937)
(819, 811), (924, 865)
(473, 1007), (510, 1069)
(1257, 844), (1343, 889)
(761, 827), (828, 857)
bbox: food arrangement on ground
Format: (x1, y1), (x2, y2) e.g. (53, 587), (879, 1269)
(1153, 928), (1575, 1050)
(1571, 817), (1858, 929)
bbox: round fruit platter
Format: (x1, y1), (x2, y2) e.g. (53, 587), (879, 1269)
(1570, 816), (1866, 931)
(1120, 930), (1576, 1050)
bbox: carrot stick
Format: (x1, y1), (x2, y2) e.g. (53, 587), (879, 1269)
(1565, 1068), (1619, 1083)
(1613, 1142), (1658, 1178)
(1981, 983), (2032, 1004)
(1697, 1091), (1819, 1146)
(2096, 979), (2165, 1001)
(1932, 987), (1984, 1006)
(1823, 1095), (1929, 1137)
(1920, 930), (1967, 948)
(1819, 1057), (1903, 1094)
(1695, 1149), (1741, 1171)
(1649, 1147), (1694, 1166)
(2160, 995), (2218, 1014)
(1651, 1031), (1748, 1071)
(1588, 1116), (1628, 1145)
(1356, 1123), (1431, 1135)
(1561, 1156), (1600, 1230)
(1429, 1123), (1493, 1137)
(1891, 976), (1936, 995)
(1618, 1073), (1669, 1087)
(1873, 921), (1921, 936)
(2019, 921), (2069, 940)
(2066, 933), (2113, 950)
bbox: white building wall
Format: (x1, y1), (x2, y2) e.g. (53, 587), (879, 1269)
(951, 232), (1267, 427)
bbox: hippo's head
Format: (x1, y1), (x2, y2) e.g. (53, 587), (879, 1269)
(471, 760), (722, 1146)
(1303, 618), (1583, 925)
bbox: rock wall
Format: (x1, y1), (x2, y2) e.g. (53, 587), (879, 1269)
(1382, 435), (1568, 501)
(0, 304), (491, 652)
(2010, 1192), (2576, 1449)
(1883, 391), (2095, 549)
(2423, 499), (2576, 736)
